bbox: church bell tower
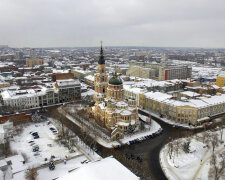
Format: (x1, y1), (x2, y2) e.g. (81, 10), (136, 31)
(94, 41), (108, 103)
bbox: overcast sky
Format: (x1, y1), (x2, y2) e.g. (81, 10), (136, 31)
(0, 0), (225, 48)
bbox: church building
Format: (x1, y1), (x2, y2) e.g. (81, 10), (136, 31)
(90, 43), (139, 141)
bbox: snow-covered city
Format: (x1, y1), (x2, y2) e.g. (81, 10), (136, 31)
(1, 1), (225, 180)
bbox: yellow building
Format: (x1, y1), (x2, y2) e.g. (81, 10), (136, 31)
(0, 81), (10, 89)
(26, 59), (44, 67)
(91, 44), (139, 141)
(142, 91), (225, 125)
(216, 74), (225, 87)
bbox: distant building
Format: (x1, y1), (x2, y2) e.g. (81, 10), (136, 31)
(126, 66), (156, 79)
(0, 81), (10, 88)
(127, 62), (191, 81)
(158, 65), (192, 81)
(26, 59), (44, 67)
(216, 72), (225, 87)
(71, 67), (92, 80)
(84, 75), (95, 88)
(52, 70), (74, 81)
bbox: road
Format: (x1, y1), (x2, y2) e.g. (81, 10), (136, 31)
(44, 106), (222, 180)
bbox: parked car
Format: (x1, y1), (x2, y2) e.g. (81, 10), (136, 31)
(49, 127), (55, 131)
(32, 132), (38, 136)
(30, 142), (35, 146)
(34, 135), (39, 139)
(33, 147), (39, 152)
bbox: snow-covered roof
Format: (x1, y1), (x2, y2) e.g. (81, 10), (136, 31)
(145, 91), (225, 109)
(145, 92), (172, 101)
(181, 91), (200, 97)
(52, 69), (70, 74)
(116, 101), (128, 107)
(84, 75), (94, 81)
(56, 79), (80, 87)
(120, 110), (132, 116)
(58, 156), (139, 180)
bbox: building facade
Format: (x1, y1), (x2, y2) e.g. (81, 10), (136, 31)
(142, 91), (225, 125)
(216, 74), (225, 87)
(26, 59), (44, 67)
(159, 65), (192, 81)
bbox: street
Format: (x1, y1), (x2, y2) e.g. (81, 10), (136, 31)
(43, 105), (221, 180)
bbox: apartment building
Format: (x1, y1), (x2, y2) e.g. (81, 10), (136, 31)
(26, 59), (44, 67)
(158, 65), (192, 81)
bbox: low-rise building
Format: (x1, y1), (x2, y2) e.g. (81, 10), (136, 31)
(1, 80), (81, 110)
(71, 67), (92, 80)
(55, 79), (81, 103)
(84, 75), (95, 88)
(142, 92), (225, 125)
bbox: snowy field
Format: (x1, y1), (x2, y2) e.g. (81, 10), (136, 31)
(160, 127), (225, 180)
(10, 122), (81, 168)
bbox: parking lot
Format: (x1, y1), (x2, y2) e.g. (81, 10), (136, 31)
(10, 122), (81, 167)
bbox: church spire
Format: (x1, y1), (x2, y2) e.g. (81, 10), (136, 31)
(98, 41), (105, 65)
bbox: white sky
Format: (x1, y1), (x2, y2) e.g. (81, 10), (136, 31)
(0, 0), (225, 48)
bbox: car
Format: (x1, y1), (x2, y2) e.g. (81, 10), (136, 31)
(34, 135), (39, 139)
(49, 127), (55, 131)
(30, 142), (35, 146)
(33, 147), (39, 152)
(28, 140), (34, 143)
(34, 152), (40, 156)
(32, 132), (38, 136)
(81, 160), (88, 164)
(52, 130), (57, 133)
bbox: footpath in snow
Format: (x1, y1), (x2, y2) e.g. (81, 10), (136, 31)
(160, 127), (225, 180)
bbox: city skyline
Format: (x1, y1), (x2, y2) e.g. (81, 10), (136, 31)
(0, 0), (225, 48)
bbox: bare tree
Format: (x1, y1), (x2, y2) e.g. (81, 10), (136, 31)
(168, 142), (174, 160)
(25, 168), (38, 180)
(219, 127), (224, 142)
(205, 133), (219, 153)
(21, 152), (28, 163)
(202, 131), (210, 144)
(208, 151), (225, 180)
(173, 139), (181, 157)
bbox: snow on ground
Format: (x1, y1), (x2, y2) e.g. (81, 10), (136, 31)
(121, 117), (161, 144)
(10, 122), (81, 168)
(160, 127), (225, 180)
(37, 155), (88, 180)
(48, 117), (102, 161)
